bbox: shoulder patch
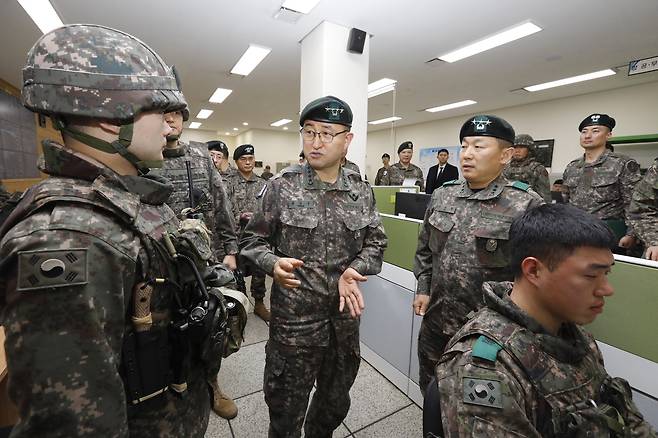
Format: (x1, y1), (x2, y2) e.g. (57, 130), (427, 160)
(471, 335), (502, 362)
(509, 181), (530, 191)
(625, 159), (640, 174)
(443, 179), (460, 186)
(17, 248), (88, 291)
(463, 377), (503, 409)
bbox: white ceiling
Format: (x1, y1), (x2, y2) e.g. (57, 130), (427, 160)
(1, 0), (658, 138)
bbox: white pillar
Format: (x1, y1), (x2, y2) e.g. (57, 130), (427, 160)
(300, 21), (369, 177)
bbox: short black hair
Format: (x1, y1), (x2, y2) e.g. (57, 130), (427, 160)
(509, 204), (616, 277)
(437, 148), (449, 155)
(299, 151), (305, 159)
(382, 153), (390, 159)
(553, 179), (563, 185)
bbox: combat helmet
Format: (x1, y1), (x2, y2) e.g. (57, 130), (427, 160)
(22, 24), (187, 174)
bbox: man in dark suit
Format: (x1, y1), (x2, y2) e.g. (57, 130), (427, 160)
(425, 148), (459, 194)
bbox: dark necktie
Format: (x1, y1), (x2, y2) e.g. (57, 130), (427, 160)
(437, 166), (444, 181)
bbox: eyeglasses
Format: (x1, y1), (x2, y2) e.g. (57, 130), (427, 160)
(300, 127), (348, 144)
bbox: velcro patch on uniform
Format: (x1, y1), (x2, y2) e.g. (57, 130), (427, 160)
(472, 335), (502, 362)
(17, 249), (88, 291)
(625, 160), (640, 173)
(510, 181), (530, 191)
(287, 200), (314, 209)
(481, 210), (514, 222)
(463, 377), (503, 409)
(437, 206), (456, 214)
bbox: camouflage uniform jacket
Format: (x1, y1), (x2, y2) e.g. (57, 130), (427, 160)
(224, 171), (266, 232)
(0, 141), (210, 438)
(219, 163), (238, 179)
(563, 150), (641, 235)
(379, 162), (425, 190)
(414, 175), (543, 338)
(240, 164), (387, 347)
(342, 159), (360, 174)
(374, 166), (390, 186)
(503, 156), (551, 203)
(150, 141), (238, 260)
(436, 281), (656, 437)
(629, 158), (658, 247)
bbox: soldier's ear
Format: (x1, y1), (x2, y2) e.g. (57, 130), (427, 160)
(99, 121), (121, 135)
(521, 257), (542, 285)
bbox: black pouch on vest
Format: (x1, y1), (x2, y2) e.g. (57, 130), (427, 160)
(122, 326), (170, 410)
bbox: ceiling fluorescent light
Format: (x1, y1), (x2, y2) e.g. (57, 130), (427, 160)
(368, 78), (397, 98)
(196, 109), (213, 119)
(425, 99), (477, 113)
(233, 128), (239, 131)
(523, 69), (616, 92)
(189, 122), (202, 129)
(231, 44), (272, 76)
(225, 132), (230, 135)
(209, 87), (233, 103)
(283, 127), (289, 130)
(281, 0), (321, 14)
(17, 0), (64, 34)
(368, 116), (402, 125)
(242, 122), (249, 126)
(438, 22), (542, 63)
(270, 118), (292, 127)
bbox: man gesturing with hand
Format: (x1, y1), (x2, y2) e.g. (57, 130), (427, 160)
(240, 96), (387, 438)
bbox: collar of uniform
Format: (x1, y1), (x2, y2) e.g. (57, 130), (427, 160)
(40, 139), (110, 182)
(302, 162), (351, 191)
(394, 162), (412, 171)
(510, 156), (532, 167)
(586, 149), (611, 167)
(456, 174), (506, 200)
(163, 141), (188, 158)
(483, 281), (588, 363)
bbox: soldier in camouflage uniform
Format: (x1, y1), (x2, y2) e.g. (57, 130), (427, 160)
(432, 204), (656, 437)
(149, 111), (239, 418)
(208, 139), (237, 178)
(563, 113), (642, 253)
(225, 144), (270, 321)
(379, 141), (424, 190)
(374, 153), (391, 185)
(241, 95), (387, 437)
(413, 115), (543, 395)
(629, 158), (658, 261)
(0, 24), (212, 437)
(503, 134), (551, 202)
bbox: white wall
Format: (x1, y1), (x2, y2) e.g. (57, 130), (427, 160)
(365, 81), (658, 181)
(180, 129), (237, 149)
(234, 128), (300, 173)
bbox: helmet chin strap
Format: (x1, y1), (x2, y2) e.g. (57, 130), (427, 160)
(53, 117), (163, 175)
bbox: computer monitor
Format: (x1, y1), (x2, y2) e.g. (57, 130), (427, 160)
(394, 192), (431, 220)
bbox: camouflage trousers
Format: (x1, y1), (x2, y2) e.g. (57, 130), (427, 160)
(264, 338), (360, 438)
(417, 315), (452, 397)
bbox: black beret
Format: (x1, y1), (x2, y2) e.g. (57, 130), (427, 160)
(398, 141), (413, 154)
(578, 113), (615, 132)
(382, 153), (390, 159)
(207, 140), (228, 155)
(233, 144), (255, 160)
(459, 114), (515, 144)
(299, 95), (352, 127)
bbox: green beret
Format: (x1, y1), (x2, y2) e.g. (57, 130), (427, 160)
(459, 114), (515, 144)
(233, 144), (255, 160)
(299, 95), (352, 127)
(578, 113), (615, 132)
(398, 141), (413, 154)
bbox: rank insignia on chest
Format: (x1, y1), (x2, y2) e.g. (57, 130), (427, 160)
(287, 200), (314, 209)
(348, 192), (359, 201)
(485, 239), (498, 252)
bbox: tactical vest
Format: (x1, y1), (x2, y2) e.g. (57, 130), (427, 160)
(448, 309), (632, 437)
(0, 178), (245, 408)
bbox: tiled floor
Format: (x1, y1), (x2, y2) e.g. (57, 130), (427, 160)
(205, 279), (423, 438)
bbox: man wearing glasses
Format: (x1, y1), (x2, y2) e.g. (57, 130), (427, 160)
(240, 95), (387, 437)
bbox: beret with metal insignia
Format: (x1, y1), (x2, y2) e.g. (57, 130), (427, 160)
(233, 144), (255, 160)
(207, 140), (229, 155)
(460, 114), (515, 144)
(299, 95), (352, 127)
(397, 141), (413, 154)
(578, 113), (615, 132)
